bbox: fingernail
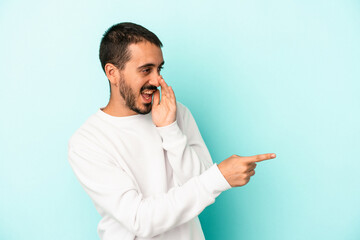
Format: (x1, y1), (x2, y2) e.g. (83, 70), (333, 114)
(271, 154), (276, 158)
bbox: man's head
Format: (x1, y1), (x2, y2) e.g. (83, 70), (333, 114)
(99, 22), (164, 115)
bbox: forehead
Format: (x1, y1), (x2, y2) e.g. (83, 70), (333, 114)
(127, 41), (163, 66)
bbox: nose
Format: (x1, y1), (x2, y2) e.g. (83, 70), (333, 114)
(149, 73), (162, 87)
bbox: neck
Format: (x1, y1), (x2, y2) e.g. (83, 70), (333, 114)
(102, 93), (137, 117)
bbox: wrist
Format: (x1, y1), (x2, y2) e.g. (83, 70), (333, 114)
(217, 162), (232, 187)
(155, 120), (177, 128)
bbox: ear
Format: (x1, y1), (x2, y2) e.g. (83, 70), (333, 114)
(104, 63), (120, 87)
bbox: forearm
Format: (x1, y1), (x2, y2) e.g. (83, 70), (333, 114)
(72, 157), (229, 238)
(157, 120), (213, 185)
(128, 165), (227, 237)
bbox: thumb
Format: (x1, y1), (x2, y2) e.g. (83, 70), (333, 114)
(152, 89), (160, 106)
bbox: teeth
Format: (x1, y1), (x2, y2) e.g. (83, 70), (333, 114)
(142, 91), (153, 94)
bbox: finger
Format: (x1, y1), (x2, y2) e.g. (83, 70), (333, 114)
(168, 86), (176, 101)
(159, 77), (170, 96)
(244, 163), (256, 173)
(245, 153), (276, 163)
(245, 163), (256, 173)
(248, 162), (257, 168)
(152, 89), (160, 106)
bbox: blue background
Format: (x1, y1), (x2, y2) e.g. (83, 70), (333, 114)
(1, 0), (359, 239)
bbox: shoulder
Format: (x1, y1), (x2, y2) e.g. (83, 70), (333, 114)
(175, 101), (197, 130)
(176, 101), (192, 118)
(68, 111), (104, 150)
(68, 111), (118, 166)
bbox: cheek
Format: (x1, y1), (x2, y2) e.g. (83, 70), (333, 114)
(136, 79), (149, 92)
(125, 72), (148, 94)
(129, 80), (142, 94)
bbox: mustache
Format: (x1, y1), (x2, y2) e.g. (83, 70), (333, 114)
(140, 85), (158, 92)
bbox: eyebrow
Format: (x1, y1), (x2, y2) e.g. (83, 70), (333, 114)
(137, 61), (165, 70)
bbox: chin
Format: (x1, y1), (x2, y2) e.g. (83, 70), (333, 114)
(133, 103), (152, 114)
(142, 104), (152, 114)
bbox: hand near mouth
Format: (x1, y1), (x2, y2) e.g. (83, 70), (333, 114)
(152, 76), (177, 127)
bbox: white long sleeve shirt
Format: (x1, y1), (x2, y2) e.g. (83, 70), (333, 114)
(68, 102), (231, 240)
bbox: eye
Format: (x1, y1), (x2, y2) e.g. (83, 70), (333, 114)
(142, 68), (151, 74)
(158, 66), (164, 73)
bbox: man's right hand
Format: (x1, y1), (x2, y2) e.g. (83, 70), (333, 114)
(217, 153), (276, 187)
(152, 76), (177, 127)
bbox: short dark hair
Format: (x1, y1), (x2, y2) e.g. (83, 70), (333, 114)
(99, 22), (163, 72)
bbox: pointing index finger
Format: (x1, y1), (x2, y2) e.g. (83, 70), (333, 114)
(246, 153), (276, 163)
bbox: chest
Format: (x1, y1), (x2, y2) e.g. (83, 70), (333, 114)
(103, 121), (172, 196)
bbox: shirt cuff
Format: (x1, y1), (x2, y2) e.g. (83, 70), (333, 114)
(198, 163), (232, 199)
(156, 121), (183, 145)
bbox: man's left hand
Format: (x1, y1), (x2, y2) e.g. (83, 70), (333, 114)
(152, 76), (177, 127)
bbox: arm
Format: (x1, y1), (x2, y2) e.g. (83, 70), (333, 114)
(156, 104), (213, 186)
(68, 141), (230, 238)
(152, 77), (213, 186)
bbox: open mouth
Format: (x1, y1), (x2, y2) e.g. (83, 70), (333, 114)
(141, 90), (155, 103)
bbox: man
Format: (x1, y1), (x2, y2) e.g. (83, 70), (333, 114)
(68, 22), (276, 240)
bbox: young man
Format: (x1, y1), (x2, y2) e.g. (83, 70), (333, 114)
(68, 22), (276, 240)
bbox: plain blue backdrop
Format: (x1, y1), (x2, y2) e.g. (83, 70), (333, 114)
(1, 0), (359, 239)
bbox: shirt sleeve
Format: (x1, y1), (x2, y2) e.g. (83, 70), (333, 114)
(156, 104), (215, 186)
(68, 140), (231, 238)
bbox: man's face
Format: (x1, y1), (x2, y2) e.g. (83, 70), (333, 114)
(118, 41), (164, 115)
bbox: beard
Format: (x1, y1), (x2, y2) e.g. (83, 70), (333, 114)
(118, 74), (155, 114)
